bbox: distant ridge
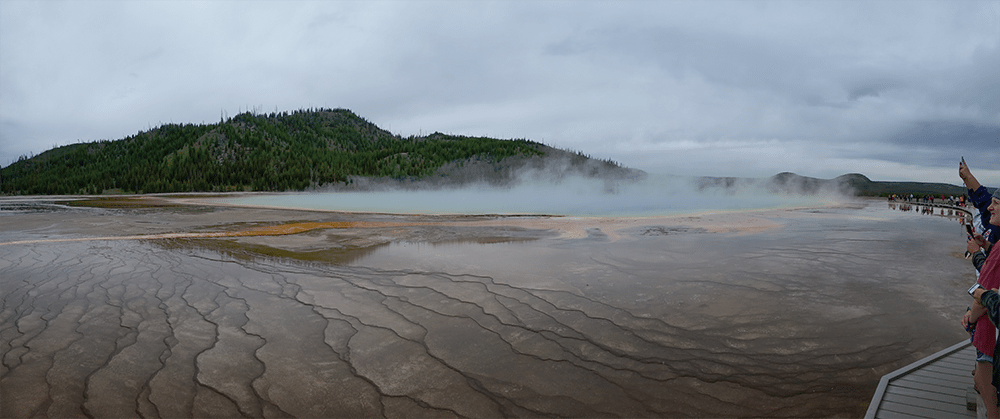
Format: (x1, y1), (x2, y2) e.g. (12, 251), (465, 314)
(691, 172), (966, 197)
(0, 108), (641, 195)
(765, 172), (967, 197)
(0, 108), (969, 197)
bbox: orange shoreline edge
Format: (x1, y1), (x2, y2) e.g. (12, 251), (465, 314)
(0, 221), (435, 246)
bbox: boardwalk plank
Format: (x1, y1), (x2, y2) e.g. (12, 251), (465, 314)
(891, 376), (968, 396)
(885, 385), (968, 405)
(922, 362), (975, 377)
(876, 399), (973, 419)
(880, 391), (973, 416)
(906, 364), (975, 380)
(923, 359), (971, 370)
(873, 409), (934, 419)
(903, 368), (975, 387)
(933, 359), (973, 370)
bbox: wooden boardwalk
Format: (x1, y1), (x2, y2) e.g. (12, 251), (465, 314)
(866, 341), (979, 419)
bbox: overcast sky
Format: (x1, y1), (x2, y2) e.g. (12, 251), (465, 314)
(2, 0), (999, 185)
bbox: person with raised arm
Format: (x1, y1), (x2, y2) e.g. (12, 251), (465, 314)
(963, 160), (1000, 418)
(960, 158), (998, 249)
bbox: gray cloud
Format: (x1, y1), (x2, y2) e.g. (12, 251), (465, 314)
(1, 0), (998, 185)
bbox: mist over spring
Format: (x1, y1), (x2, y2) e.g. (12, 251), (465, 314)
(218, 174), (849, 216)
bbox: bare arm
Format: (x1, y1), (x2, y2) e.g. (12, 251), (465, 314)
(971, 299), (987, 324)
(961, 160), (983, 191)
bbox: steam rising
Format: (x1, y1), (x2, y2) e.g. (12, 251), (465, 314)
(222, 171), (853, 216)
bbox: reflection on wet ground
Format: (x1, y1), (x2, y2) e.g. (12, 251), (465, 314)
(887, 202), (972, 219)
(0, 199), (976, 417)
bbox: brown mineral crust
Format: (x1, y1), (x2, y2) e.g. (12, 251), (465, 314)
(0, 197), (974, 418)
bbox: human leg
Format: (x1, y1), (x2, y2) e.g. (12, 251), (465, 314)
(976, 360), (998, 419)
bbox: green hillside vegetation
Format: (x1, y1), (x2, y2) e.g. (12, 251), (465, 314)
(0, 108), (588, 194)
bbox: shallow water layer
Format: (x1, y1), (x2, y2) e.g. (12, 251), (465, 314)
(0, 199), (975, 417)
(215, 185), (834, 216)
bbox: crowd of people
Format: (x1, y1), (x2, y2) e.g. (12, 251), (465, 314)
(958, 159), (1000, 418)
(887, 193), (967, 206)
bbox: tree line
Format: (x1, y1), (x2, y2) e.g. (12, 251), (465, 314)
(0, 108), (549, 195)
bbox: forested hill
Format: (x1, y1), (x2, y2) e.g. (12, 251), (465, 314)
(0, 108), (637, 195)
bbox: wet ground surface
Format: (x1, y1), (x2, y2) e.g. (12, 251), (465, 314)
(0, 198), (976, 417)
